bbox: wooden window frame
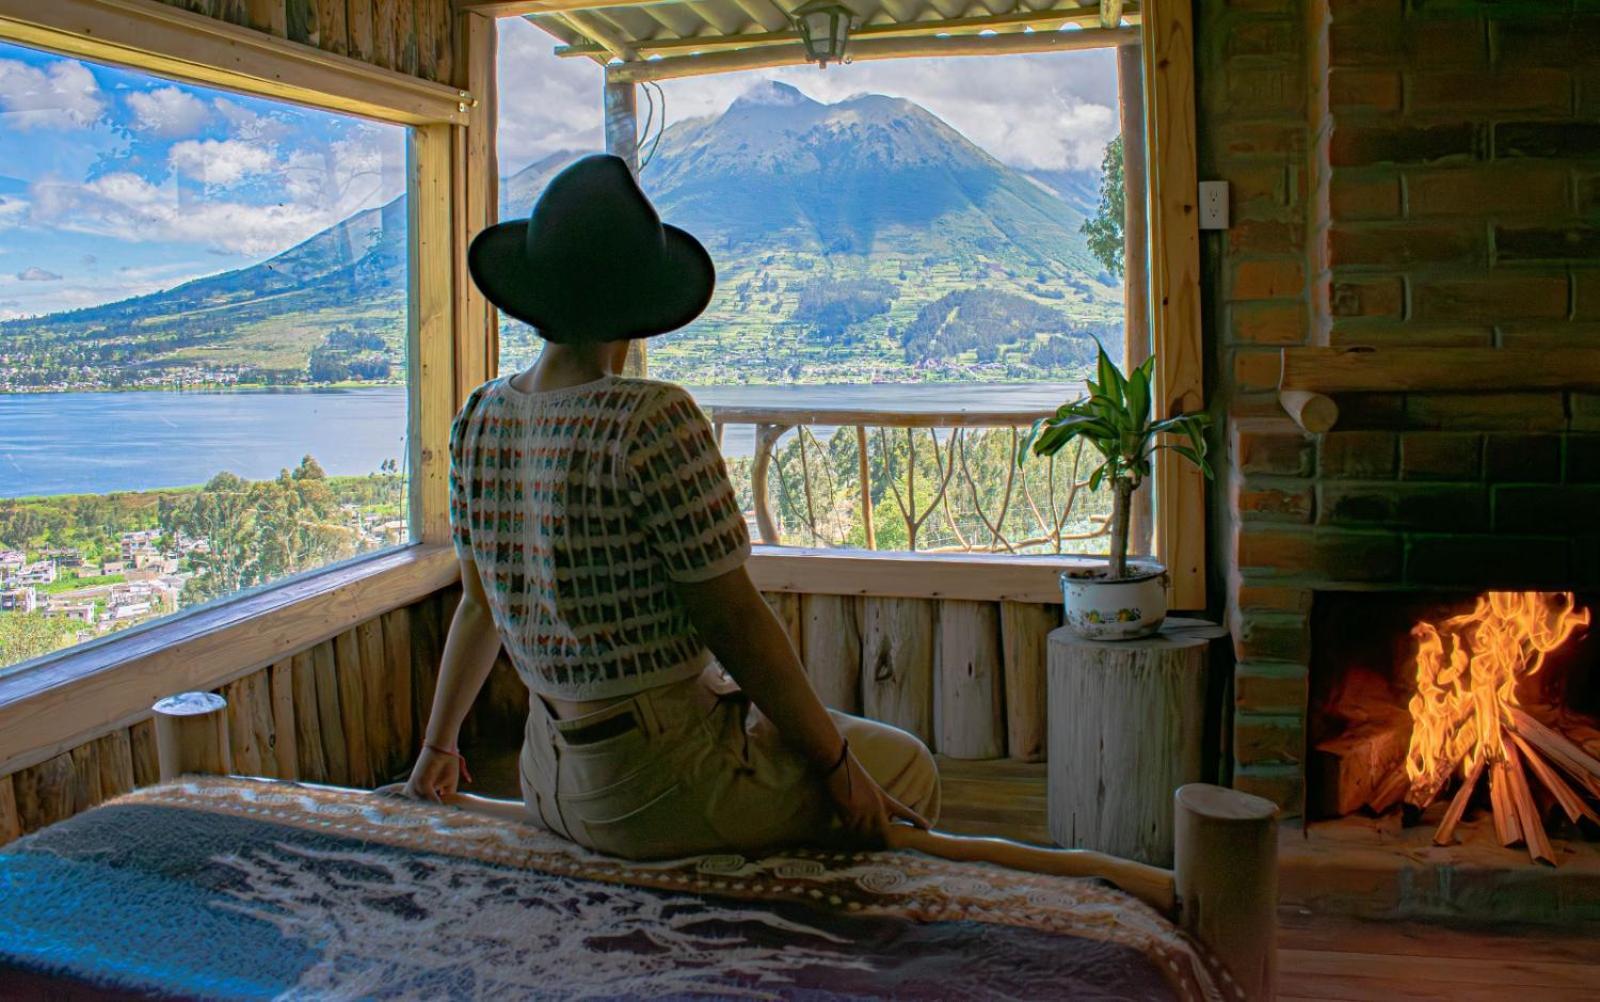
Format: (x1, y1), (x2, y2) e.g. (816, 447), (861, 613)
(584, 6), (1207, 606)
(0, 0), (501, 769)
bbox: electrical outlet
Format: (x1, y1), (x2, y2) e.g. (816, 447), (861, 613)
(1199, 181), (1229, 230)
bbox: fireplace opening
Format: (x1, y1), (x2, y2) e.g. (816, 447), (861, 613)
(1309, 591), (1600, 866)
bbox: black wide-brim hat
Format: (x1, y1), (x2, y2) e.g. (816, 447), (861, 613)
(468, 154), (715, 342)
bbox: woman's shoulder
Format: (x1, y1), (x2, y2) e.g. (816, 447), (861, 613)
(611, 377), (702, 418)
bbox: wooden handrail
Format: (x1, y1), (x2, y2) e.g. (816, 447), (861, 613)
(706, 404), (1054, 429)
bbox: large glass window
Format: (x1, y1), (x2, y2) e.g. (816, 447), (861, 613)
(0, 42), (411, 675)
(496, 20), (1142, 556)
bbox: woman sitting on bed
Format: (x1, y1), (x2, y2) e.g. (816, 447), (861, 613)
(400, 155), (939, 860)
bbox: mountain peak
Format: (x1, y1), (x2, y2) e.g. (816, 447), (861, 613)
(728, 80), (818, 110)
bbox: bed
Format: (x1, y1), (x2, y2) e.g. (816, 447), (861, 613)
(0, 777), (1251, 1001)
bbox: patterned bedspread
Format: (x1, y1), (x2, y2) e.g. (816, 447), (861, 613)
(0, 778), (1231, 1001)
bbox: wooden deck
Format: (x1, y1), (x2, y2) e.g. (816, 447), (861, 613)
(457, 746), (1600, 999)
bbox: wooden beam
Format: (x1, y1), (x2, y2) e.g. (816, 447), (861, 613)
(1099, 0), (1122, 29)
(461, 0), (679, 13)
(554, 5), (1126, 58)
(607, 24), (1137, 82)
(605, 78), (649, 377)
(0, 545), (459, 778)
(563, 8), (640, 59)
(1142, 2), (1205, 610)
(748, 546), (1095, 603)
(409, 125), (457, 544)
(1118, 41), (1152, 558)
(453, 12), (499, 402)
(1281, 347), (1600, 394)
(0, 0), (468, 125)
(705, 404), (1051, 428)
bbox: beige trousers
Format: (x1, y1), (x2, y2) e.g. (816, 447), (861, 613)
(519, 666), (941, 860)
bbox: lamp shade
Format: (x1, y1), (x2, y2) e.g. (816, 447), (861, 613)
(793, 0), (851, 67)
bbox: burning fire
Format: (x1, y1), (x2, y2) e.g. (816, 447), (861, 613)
(1406, 592), (1592, 785)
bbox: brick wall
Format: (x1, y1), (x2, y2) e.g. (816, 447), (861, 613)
(1197, 0), (1600, 814)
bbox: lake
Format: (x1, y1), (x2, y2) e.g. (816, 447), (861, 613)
(0, 382), (1080, 498)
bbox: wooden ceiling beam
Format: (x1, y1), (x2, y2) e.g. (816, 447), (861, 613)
(1099, 0), (1123, 29)
(606, 23), (1136, 82)
(559, 9), (642, 59)
(557, 3), (1133, 57)
(459, 0), (687, 16)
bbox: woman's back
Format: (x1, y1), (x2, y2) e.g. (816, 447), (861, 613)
(450, 373), (750, 703)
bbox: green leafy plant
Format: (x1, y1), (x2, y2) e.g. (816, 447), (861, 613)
(1021, 342), (1213, 579)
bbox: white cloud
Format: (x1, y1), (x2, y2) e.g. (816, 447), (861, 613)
(16, 266), (60, 281)
(168, 138), (277, 186)
(0, 196), (27, 229)
(126, 86), (211, 137)
(495, 19), (607, 171)
(0, 58), (106, 130)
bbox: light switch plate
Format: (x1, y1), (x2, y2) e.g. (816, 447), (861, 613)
(1199, 180), (1229, 230)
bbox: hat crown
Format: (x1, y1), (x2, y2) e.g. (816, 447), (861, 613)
(525, 155), (664, 267)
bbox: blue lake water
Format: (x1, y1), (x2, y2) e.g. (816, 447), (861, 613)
(0, 382), (1079, 498)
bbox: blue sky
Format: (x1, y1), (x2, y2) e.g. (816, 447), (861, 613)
(0, 41), (406, 319)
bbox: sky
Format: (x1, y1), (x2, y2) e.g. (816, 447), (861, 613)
(495, 16), (1120, 180)
(0, 20), (1118, 319)
(0, 41), (406, 320)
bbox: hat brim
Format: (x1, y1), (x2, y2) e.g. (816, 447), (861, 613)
(467, 221), (715, 342)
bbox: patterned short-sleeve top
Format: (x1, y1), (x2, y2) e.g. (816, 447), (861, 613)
(449, 374), (751, 701)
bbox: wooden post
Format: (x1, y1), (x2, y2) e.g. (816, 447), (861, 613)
(1000, 601), (1057, 762)
(13, 753), (74, 834)
(1118, 41), (1153, 558)
(801, 594), (863, 713)
(335, 629), (375, 787)
(0, 774), (19, 846)
(1047, 621), (1216, 865)
(1173, 783), (1278, 1001)
(862, 597), (936, 744)
(937, 600), (1005, 759)
(603, 78), (648, 379)
(312, 640), (349, 783)
(94, 730), (135, 803)
(269, 658), (299, 780)
(224, 674), (264, 777)
(856, 425), (876, 550)
(291, 649), (329, 782)
(751, 423), (785, 545)
(130, 719), (159, 787)
(152, 692), (232, 781)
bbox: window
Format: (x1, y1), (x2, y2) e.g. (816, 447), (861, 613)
(495, 20), (1151, 558)
(0, 41), (411, 676)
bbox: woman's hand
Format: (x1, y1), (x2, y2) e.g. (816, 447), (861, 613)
(823, 748), (931, 846)
(401, 745), (462, 803)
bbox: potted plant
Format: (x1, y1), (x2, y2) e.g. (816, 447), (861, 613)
(1022, 343), (1213, 640)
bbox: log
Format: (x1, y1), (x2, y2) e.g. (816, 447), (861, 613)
(999, 601), (1056, 763)
(13, 752), (75, 834)
(800, 594), (862, 713)
(346, 0), (374, 62)
(69, 740), (102, 811)
(1506, 707), (1600, 795)
(1490, 761), (1522, 847)
(1433, 758), (1484, 846)
(382, 606), (416, 764)
(292, 649), (329, 783)
(244, 0), (286, 35)
(334, 629), (374, 787)
(316, 0), (347, 54)
(269, 658), (298, 780)
(130, 719), (159, 788)
(1367, 766), (1409, 814)
(395, 0), (417, 75)
(1511, 731), (1599, 826)
(1048, 624), (1210, 866)
(284, 0), (317, 45)
(311, 640), (349, 784)
(152, 692), (232, 781)
(373, 0), (397, 70)
(416, 0), (437, 80)
(94, 730), (135, 803)
(1278, 389), (1339, 433)
(1173, 784), (1278, 1002)
(0, 773), (19, 845)
(861, 597), (936, 744)
(763, 591), (804, 656)
(224, 674), (264, 777)
(937, 600), (1005, 760)
(358, 618), (392, 781)
(1311, 715), (1410, 817)
(434, 0), (454, 84)
(1503, 740), (1556, 866)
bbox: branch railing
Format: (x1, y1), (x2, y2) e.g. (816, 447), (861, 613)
(707, 404), (1115, 555)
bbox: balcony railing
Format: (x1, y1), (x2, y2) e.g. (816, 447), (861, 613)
(707, 404), (1113, 554)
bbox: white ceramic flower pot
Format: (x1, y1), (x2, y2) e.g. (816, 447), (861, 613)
(1061, 560), (1170, 640)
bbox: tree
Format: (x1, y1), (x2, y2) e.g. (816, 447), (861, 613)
(0, 613), (81, 667)
(1082, 134), (1125, 279)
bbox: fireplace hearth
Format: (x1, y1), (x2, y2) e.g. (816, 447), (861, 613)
(1309, 591), (1600, 868)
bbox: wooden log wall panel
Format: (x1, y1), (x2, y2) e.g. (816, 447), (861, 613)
(862, 597), (936, 744)
(130, 719), (159, 787)
(373, 0), (397, 70)
(269, 658), (298, 779)
(311, 639), (351, 784)
(347, 0), (374, 61)
(95, 730), (135, 804)
(396, 0), (417, 76)
(284, 0), (317, 44)
(381, 606), (415, 764)
(14, 753), (74, 835)
(224, 673), (265, 776)
(433, 0), (453, 85)
(358, 618), (392, 780)
(800, 594), (862, 713)
(69, 741), (102, 812)
(763, 591), (804, 656)
(245, 0), (286, 35)
(415, 0), (435, 80)
(1000, 602), (1059, 763)
(316, 0), (347, 54)
(334, 629), (375, 786)
(0, 775), (19, 847)
(937, 600), (1005, 760)
(290, 649), (328, 782)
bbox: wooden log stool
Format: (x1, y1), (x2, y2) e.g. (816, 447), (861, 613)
(1047, 619), (1224, 866)
(152, 692), (232, 781)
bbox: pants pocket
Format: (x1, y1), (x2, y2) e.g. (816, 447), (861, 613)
(569, 780), (693, 860)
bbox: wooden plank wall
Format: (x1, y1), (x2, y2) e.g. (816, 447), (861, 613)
(158, 0), (456, 85)
(0, 587), (459, 846)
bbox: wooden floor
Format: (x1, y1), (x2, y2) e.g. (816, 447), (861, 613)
(457, 746), (1600, 999)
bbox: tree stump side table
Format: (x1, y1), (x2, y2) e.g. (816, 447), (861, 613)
(1046, 618), (1225, 867)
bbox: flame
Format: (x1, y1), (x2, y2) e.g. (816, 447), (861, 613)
(1405, 592), (1591, 784)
